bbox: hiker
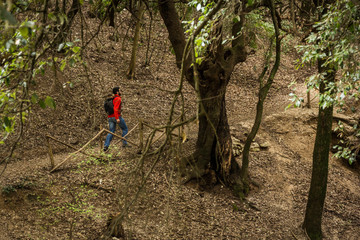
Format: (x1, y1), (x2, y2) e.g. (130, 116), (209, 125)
(104, 87), (129, 151)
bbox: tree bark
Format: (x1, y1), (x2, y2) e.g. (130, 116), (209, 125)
(109, 0), (120, 27)
(302, 60), (335, 240)
(158, 0), (186, 68)
(158, 0), (248, 191)
(302, 2), (337, 237)
(55, 0), (80, 46)
(126, 1), (145, 80)
(240, 0), (281, 195)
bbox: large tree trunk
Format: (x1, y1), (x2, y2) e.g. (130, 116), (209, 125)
(302, 2), (336, 237)
(158, 0), (247, 191)
(191, 70), (237, 184)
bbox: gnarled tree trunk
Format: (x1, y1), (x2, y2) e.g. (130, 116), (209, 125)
(192, 61), (238, 184)
(158, 0), (248, 192)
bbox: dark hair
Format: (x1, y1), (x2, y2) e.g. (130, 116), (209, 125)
(112, 87), (120, 94)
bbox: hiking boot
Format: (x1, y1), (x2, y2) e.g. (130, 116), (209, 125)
(103, 146), (109, 152)
(122, 144), (132, 148)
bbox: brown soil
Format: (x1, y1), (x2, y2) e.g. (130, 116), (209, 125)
(0, 7), (359, 240)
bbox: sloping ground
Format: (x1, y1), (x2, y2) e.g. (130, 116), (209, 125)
(0, 108), (359, 240)
(0, 7), (359, 240)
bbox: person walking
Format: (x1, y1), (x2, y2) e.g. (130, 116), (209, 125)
(104, 87), (129, 152)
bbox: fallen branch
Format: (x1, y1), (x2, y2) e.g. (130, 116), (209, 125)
(81, 182), (115, 193)
(333, 114), (358, 125)
(113, 122), (139, 145)
(45, 136), (55, 168)
(141, 115), (184, 144)
(46, 135), (99, 159)
(103, 129), (139, 147)
(50, 129), (105, 172)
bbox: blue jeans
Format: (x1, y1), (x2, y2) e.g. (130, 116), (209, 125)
(104, 117), (128, 147)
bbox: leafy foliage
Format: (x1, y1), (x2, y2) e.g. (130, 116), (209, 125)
(297, 1), (360, 107)
(182, 0), (276, 65)
(182, 0), (217, 62)
(332, 120), (358, 165)
(296, 0), (360, 164)
(245, 10), (276, 49)
(1, 1), (81, 145)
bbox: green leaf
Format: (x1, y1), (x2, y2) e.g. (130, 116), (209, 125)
(19, 26), (29, 38)
(233, 16), (240, 23)
(0, 5), (17, 25)
(48, 12), (56, 21)
(3, 117), (12, 129)
(60, 60), (66, 71)
(195, 38), (202, 47)
(31, 93), (39, 104)
(45, 96), (56, 109)
(72, 46), (81, 53)
(39, 99), (46, 109)
(69, 58), (75, 67)
(285, 103), (293, 110)
(247, 0), (254, 6)
(5, 39), (14, 51)
(5, 77), (10, 86)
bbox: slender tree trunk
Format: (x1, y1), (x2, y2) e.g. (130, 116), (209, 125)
(302, 60), (335, 240)
(290, 0), (298, 34)
(126, 2), (145, 80)
(109, 0), (120, 27)
(307, 91), (311, 108)
(55, 0), (80, 45)
(240, 68), (267, 193)
(240, 0), (281, 195)
(144, 13), (153, 66)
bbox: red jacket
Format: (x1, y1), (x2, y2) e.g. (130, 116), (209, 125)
(108, 94), (121, 119)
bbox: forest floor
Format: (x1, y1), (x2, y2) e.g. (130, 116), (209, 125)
(0, 7), (359, 240)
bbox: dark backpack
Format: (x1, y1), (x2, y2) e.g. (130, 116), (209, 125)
(104, 97), (115, 115)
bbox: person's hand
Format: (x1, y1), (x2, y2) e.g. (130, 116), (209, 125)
(116, 119), (120, 123)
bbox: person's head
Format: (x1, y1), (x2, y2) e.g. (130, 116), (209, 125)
(112, 87), (120, 95)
